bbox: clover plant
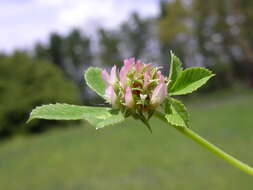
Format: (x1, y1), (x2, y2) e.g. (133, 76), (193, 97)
(28, 51), (253, 176)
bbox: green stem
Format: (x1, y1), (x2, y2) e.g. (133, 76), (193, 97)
(154, 111), (253, 176)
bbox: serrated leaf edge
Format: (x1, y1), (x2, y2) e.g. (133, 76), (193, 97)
(168, 51), (183, 90)
(27, 103), (84, 123)
(165, 98), (189, 128)
(169, 67), (215, 96)
(95, 115), (125, 129)
(28, 103), (125, 129)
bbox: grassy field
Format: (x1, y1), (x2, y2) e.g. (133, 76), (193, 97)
(0, 90), (253, 190)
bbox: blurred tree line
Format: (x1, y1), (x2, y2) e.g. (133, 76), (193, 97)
(1, 0), (253, 138)
(0, 51), (80, 138)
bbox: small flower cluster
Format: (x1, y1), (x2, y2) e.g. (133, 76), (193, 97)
(102, 58), (167, 118)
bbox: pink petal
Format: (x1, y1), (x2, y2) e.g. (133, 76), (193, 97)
(150, 82), (167, 107)
(157, 71), (165, 83)
(125, 87), (135, 108)
(135, 60), (144, 73)
(143, 71), (151, 89)
(124, 57), (135, 66)
(120, 58), (135, 88)
(157, 70), (161, 78)
(110, 65), (118, 84)
(105, 85), (117, 105)
(102, 69), (110, 85)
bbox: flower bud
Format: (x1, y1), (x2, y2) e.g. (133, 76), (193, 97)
(102, 65), (118, 85)
(135, 60), (144, 73)
(150, 81), (167, 107)
(102, 69), (110, 85)
(110, 65), (118, 84)
(143, 71), (151, 89)
(125, 87), (135, 108)
(105, 85), (117, 106)
(119, 58), (134, 88)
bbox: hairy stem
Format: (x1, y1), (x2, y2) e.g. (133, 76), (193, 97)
(154, 111), (253, 176)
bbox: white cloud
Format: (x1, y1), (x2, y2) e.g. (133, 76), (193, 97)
(58, 0), (115, 27)
(0, 0), (159, 52)
(36, 0), (66, 6)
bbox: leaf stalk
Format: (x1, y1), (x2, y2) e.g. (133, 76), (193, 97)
(154, 111), (253, 176)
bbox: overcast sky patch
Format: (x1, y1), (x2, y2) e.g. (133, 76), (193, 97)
(0, 0), (159, 52)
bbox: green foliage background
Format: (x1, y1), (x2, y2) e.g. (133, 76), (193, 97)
(0, 52), (80, 137)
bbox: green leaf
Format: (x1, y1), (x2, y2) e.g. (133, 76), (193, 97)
(164, 98), (189, 128)
(169, 67), (214, 96)
(28, 103), (124, 129)
(84, 67), (107, 98)
(168, 51), (183, 89)
(164, 97), (172, 114)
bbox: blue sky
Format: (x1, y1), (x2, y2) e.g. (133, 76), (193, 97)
(0, 0), (160, 52)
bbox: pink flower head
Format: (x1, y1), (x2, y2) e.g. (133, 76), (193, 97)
(102, 57), (167, 115)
